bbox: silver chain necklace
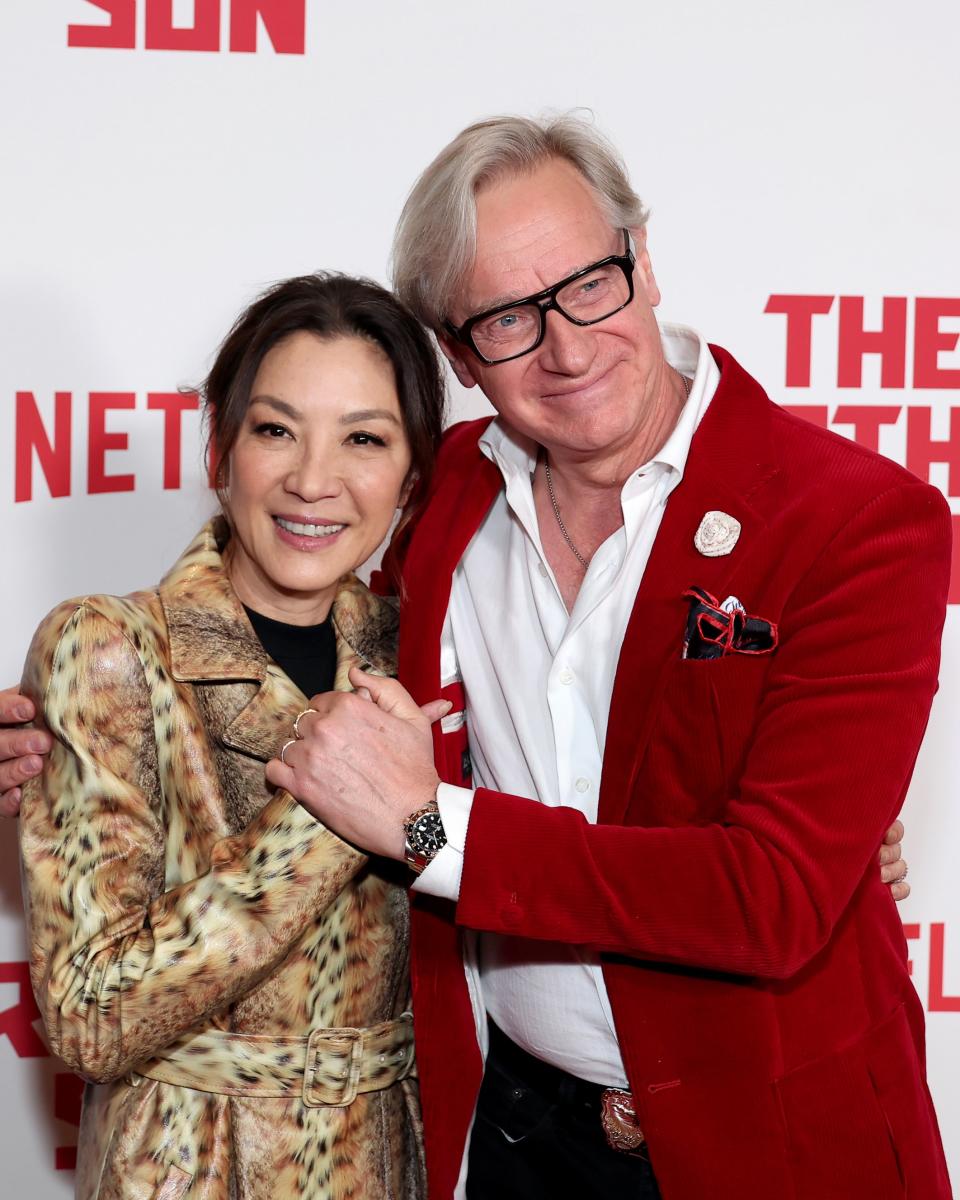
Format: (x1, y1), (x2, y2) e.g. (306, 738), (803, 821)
(544, 371), (693, 570)
(544, 458), (591, 569)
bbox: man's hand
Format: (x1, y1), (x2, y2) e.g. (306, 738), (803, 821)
(0, 687), (53, 817)
(880, 819), (909, 901)
(1, 666), (916, 901)
(265, 668), (449, 860)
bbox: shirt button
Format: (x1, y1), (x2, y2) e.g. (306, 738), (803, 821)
(558, 667), (574, 685)
(575, 778), (590, 794)
(538, 561), (549, 578)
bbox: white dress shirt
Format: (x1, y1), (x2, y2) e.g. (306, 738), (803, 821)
(413, 324), (719, 1088)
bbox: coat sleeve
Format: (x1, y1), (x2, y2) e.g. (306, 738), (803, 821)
(19, 602), (367, 1083)
(455, 481), (952, 981)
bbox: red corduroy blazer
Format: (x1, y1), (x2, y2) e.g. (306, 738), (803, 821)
(395, 347), (953, 1199)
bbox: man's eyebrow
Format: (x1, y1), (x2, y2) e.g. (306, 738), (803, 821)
(466, 255), (613, 319)
(466, 291), (530, 318)
(249, 395), (300, 419)
(339, 409), (401, 425)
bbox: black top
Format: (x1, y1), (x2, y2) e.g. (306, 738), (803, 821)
(243, 606), (337, 699)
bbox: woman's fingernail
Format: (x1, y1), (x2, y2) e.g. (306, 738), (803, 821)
(15, 705), (31, 721)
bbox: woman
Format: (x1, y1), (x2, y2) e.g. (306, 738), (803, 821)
(19, 273), (446, 1200)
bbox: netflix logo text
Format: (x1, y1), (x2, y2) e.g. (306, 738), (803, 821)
(67, 0), (305, 54)
(14, 391), (208, 502)
(0, 962), (82, 1170)
(905, 923), (960, 1013)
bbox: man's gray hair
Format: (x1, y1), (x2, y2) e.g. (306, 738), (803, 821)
(391, 114), (649, 332)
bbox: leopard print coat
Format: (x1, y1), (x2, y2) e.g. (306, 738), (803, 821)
(19, 519), (423, 1200)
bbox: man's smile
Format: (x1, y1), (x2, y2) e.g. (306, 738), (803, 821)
(538, 360), (620, 403)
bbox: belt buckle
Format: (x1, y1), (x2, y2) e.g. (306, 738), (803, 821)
(600, 1087), (646, 1156)
(303, 1027), (364, 1108)
(393, 1013), (415, 1081)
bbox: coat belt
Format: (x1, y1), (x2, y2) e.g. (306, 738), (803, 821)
(132, 1013), (415, 1107)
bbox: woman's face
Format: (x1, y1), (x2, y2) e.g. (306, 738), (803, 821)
(224, 332), (412, 624)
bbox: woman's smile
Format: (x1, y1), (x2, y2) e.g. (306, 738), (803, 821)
(272, 514), (348, 548)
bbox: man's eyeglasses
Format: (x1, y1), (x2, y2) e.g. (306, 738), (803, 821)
(445, 230), (636, 366)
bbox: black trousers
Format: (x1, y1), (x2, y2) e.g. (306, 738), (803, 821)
(466, 1024), (662, 1200)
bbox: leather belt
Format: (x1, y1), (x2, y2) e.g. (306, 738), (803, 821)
(132, 1013), (414, 1107)
(487, 1021), (645, 1155)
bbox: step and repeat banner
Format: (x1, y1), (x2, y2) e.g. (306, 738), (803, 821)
(2, 2), (958, 1192)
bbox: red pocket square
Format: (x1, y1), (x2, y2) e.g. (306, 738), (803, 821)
(683, 587), (778, 660)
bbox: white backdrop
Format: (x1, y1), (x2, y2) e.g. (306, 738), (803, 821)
(2, 1), (958, 1192)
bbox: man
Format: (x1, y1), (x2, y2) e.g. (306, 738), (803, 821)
(264, 117), (951, 1199)
(0, 117), (933, 1197)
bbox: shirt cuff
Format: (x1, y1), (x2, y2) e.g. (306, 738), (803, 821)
(410, 783), (474, 901)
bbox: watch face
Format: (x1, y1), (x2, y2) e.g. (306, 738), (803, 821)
(409, 812), (446, 855)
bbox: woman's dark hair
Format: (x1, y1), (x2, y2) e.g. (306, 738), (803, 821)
(201, 271), (446, 551)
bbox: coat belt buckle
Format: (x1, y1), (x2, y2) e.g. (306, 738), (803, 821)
(600, 1087), (646, 1156)
(303, 1027), (364, 1108)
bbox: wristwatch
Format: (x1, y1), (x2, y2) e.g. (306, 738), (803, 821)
(403, 801), (447, 874)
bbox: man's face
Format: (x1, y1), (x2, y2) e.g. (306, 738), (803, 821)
(441, 157), (665, 463)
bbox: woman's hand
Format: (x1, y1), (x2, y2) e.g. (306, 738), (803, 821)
(266, 668), (449, 860)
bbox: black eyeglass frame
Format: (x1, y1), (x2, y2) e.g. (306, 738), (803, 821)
(444, 229), (637, 366)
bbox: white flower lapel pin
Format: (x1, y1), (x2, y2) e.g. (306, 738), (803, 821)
(694, 511), (741, 558)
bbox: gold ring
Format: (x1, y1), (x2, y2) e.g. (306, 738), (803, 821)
(293, 708), (318, 739)
(280, 739), (297, 766)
